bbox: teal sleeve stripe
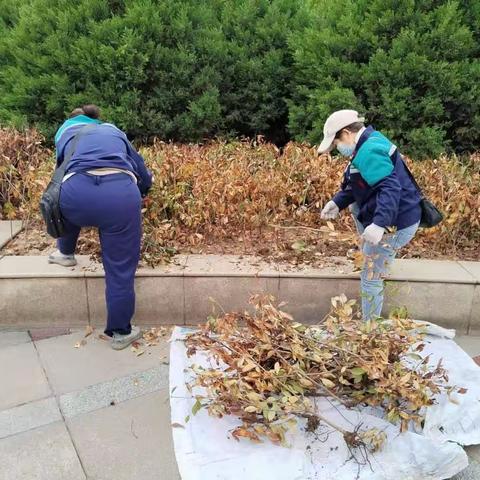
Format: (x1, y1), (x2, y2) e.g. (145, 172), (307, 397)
(352, 132), (394, 186)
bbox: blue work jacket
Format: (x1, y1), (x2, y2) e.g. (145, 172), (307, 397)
(333, 126), (421, 229)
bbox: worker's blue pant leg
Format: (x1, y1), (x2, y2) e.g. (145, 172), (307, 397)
(350, 203), (418, 320)
(57, 173), (142, 336)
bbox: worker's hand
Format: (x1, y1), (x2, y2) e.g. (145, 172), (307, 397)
(362, 224), (385, 245)
(320, 200), (340, 220)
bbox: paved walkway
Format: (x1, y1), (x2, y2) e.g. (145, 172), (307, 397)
(0, 328), (180, 480)
(0, 328), (479, 479)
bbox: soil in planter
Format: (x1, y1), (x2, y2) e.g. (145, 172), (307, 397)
(1, 219), (477, 269)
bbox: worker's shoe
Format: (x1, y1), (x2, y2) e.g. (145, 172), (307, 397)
(111, 326), (143, 350)
(48, 250), (77, 267)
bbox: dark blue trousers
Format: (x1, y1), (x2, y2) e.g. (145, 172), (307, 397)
(58, 173), (142, 336)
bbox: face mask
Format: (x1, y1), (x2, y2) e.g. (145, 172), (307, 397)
(337, 143), (355, 157)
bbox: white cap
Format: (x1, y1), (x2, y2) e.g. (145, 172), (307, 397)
(317, 110), (365, 154)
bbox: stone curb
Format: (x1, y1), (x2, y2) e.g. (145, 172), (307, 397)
(0, 255), (479, 333)
(0, 220), (23, 250)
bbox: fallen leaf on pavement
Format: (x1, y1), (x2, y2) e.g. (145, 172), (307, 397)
(84, 325), (94, 338)
(131, 345), (146, 356)
(143, 327), (169, 346)
(171, 423), (185, 429)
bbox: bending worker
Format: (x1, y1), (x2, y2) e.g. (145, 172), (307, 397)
(48, 104), (152, 349)
(317, 110), (421, 320)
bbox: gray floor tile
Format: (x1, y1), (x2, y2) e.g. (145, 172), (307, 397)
(0, 421), (85, 480)
(35, 330), (169, 394)
(0, 397), (61, 439)
(68, 391), (180, 480)
(0, 331), (30, 348)
(454, 336), (480, 357)
(60, 364), (168, 418)
(450, 460), (480, 480)
(0, 342), (50, 410)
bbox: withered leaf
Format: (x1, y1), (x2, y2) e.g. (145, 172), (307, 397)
(192, 399), (203, 416)
(232, 427), (261, 443)
(84, 325), (94, 338)
(74, 339), (87, 348)
(320, 378), (335, 389)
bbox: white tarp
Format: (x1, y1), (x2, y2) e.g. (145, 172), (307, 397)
(169, 323), (480, 480)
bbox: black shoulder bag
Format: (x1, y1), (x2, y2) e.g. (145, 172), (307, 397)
(401, 158), (443, 229)
(40, 125), (94, 238)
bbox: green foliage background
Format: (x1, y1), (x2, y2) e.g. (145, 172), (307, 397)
(0, 0), (479, 157)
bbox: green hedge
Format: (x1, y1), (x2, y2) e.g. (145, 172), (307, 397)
(0, 0), (307, 142)
(289, 0), (480, 158)
(0, 0), (479, 157)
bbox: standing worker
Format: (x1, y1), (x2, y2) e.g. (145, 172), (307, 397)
(317, 110), (422, 321)
(48, 105), (153, 349)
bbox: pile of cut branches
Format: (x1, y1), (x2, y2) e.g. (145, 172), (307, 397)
(185, 295), (452, 449)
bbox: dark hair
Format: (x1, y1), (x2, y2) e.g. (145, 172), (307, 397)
(335, 121), (365, 139)
(69, 104), (101, 119)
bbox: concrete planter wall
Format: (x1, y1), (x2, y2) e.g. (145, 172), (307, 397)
(0, 221), (23, 249)
(0, 255), (479, 334)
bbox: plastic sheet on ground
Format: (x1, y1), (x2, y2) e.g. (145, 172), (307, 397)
(169, 323), (480, 480)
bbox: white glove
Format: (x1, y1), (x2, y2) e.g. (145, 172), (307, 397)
(320, 200), (340, 220)
(362, 224), (385, 245)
